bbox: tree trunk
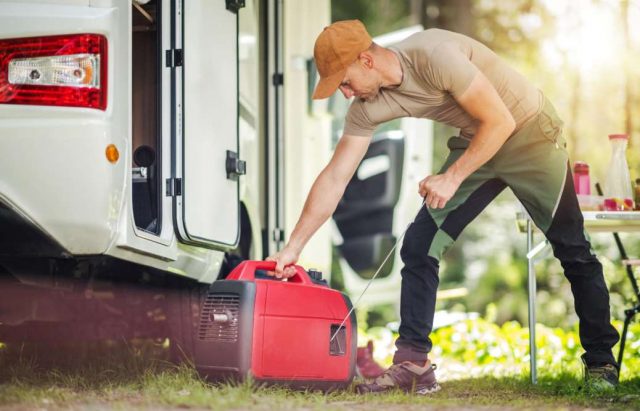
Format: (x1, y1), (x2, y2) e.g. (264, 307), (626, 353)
(409, 0), (423, 26)
(408, 0), (476, 36)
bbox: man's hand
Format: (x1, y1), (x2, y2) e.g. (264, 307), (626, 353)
(265, 246), (300, 279)
(419, 173), (462, 209)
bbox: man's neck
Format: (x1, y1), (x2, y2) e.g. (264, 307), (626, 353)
(379, 47), (404, 89)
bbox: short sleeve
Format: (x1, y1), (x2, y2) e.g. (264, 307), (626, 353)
(343, 100), (377, 137)
(426, 43), (478, 98)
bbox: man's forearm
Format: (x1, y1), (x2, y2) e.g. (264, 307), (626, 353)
(445, 120), (515, 184)
(285, 169), (346, 254)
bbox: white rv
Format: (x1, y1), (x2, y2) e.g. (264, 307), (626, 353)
(0, 0), (333, 363)
(0, 0), (436, 369)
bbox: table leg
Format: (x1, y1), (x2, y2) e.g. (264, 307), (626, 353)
(526, 219), (537, 384)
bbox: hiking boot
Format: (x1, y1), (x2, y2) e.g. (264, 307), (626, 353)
(583, 359), (619, 391)
(355, 360), (440, 395)
(356, 340), (385, 379)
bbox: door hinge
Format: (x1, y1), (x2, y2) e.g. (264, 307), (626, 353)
(166, 178), (182, 197)
(226, 150), (246, 181)
(165, 49), (183, 68)
(272, 228), (284, 242)
(272, 73), (284, 86)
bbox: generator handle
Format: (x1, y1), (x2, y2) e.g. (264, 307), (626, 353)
(229, 260), (313, 285)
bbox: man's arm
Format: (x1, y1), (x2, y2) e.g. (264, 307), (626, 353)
(421, 71), (516, 209)
(267, 134), (371, 277)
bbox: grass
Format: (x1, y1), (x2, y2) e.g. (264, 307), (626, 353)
(1, 342), (640, 410)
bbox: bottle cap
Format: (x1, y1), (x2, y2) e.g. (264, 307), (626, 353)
(608, 133), (629, 140)
(573, 161), (589, 172)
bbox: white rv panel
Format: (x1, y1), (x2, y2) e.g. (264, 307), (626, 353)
(0, 2), (125, 255)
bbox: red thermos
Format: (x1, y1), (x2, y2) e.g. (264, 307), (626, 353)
(573, 161), (591, 195)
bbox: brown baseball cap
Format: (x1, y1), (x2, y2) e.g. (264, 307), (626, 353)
(312, 20), (373, 100)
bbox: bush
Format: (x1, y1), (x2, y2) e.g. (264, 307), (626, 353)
(358, 317), (640, 380)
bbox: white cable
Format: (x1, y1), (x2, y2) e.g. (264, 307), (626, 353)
(330, 198), (426, 342)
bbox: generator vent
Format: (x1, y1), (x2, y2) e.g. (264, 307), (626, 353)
(198, 293), (240, 342)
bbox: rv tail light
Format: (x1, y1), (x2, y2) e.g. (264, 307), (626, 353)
(9, 54), (100, 87)
(0, 34), (107, 110)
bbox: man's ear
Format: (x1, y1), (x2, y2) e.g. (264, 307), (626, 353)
(358, 51), (374, 69)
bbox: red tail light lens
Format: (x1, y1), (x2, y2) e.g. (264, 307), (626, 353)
(0, 34), (107, 110)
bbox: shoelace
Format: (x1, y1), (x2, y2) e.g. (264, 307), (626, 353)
(374, 363), (406, 385)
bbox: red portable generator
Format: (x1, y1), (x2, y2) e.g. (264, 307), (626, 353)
(192, 260), (357, 391)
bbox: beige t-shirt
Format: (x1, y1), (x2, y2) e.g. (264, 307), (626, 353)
(344, 29), (543, 139)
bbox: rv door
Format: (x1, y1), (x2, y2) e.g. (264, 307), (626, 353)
(172, 0), (243, 249)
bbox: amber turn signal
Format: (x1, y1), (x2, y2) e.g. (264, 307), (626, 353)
(106, 144), (119, 163)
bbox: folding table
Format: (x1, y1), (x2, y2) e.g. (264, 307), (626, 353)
(520, 210), (640, 383)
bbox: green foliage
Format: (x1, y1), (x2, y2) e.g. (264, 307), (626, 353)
(359, 317), (640, 381)
(473, 0), (555, 67)
(361, 303), (398, 329)
(331, 0), (412, 37)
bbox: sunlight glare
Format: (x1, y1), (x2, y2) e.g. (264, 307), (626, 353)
(542, 0), (625, 75)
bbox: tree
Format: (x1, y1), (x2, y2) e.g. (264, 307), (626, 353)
(331, 0), (411, 37)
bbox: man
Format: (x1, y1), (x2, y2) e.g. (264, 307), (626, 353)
(267, 20), (620, 394)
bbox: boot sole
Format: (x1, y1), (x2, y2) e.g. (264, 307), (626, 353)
(356, 382), (441, 395)
(414, 382), (441, 395)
